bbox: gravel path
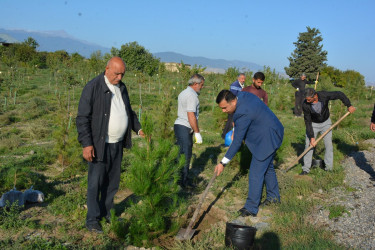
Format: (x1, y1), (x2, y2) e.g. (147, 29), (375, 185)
(310, 139), (375, 249)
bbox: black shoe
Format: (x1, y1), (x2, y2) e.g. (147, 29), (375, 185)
(238, 207), (257, 217)
(299, 171), (308, 176)
(104, 216), (111, 223)
(260, 199), (280, 207)
(186, 179), (196, 188)
(86, 222), (103, 233)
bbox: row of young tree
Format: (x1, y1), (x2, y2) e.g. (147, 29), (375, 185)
(0, 26), (367, 91)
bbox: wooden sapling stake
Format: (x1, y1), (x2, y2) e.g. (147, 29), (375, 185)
(314, 72), (320, 90)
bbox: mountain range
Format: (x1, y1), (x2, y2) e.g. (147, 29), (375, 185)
(0, 28), (111, 58)
(1, 28), (270, 75)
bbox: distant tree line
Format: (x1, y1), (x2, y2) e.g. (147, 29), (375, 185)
(0, 38), (162, 77)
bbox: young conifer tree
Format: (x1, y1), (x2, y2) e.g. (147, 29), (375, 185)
(120, 113), (184, 246)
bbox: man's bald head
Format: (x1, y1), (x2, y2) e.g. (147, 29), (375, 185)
(105, 57), (126, 85)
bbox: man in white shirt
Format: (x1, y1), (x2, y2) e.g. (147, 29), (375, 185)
(174, 74), (204, 188)
(77, 57), (144, 233)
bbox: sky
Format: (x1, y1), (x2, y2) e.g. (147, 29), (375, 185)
(1, 0), (374, 83)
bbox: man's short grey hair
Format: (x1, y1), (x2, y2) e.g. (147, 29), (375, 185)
(188, 74), (205, 85)
(301, 72), (306, 77)
(238, 73), (245, 78)
(304, 88), (316, 98)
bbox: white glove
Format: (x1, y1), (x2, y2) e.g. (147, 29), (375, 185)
(194, 133), (203, 144)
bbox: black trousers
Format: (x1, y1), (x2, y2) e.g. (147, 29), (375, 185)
(294, 91), (304, 116)
(86, 141), (123, 225)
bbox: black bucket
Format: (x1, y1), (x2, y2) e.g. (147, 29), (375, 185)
(225, 222), (257, 250)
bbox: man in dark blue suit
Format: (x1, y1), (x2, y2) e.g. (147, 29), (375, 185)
(214, 90), (284, 217)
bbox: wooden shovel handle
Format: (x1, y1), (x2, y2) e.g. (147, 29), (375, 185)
(285, 111), (351, 172)
(184, 172), (217, 238)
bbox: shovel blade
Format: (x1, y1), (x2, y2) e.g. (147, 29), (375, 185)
(175, 228), (196, 241)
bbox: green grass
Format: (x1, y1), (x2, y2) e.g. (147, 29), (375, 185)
(0, 62), (374, 248)
(328, 205), (350, 219)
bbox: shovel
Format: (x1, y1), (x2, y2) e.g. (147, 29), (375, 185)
(176, 171), (217, 241)
(283, 111), (351, 172)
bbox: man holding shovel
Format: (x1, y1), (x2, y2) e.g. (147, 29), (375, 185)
(214, 90), (284, 217)
(300, 88), (356, 175)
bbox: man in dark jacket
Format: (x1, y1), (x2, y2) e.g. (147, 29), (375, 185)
(76, 57), (144, 233)
(230, 73), (246, 96)
(300, 88), (355, 175)
(292, 73), (315, 117)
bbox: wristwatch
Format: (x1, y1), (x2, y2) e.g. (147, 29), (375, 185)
(220, 161), (227, 167)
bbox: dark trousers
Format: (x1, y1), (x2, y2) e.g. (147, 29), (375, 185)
(174, 124), (193, 185)
(244, 151), (280, 215)
(86, 141), (123, 225)
(294, 91), (304, 116)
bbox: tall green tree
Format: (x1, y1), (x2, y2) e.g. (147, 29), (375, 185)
(225, 67), (240, 84)
(285, 26), (327, 79)
(118, 41), (160, 76)
(24, 37), (39, 49)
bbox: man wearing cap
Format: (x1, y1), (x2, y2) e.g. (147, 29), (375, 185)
(174, 74), (205, 187)
(300, 88), (356, 175)
(291, 73), (315, 117)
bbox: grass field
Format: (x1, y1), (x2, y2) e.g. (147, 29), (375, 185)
(0, 63), (374, 249)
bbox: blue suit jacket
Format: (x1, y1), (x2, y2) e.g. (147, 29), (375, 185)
(225, 92), (284, 161)
(230, 80), (243, 96)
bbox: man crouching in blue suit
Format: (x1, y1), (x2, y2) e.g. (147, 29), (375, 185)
(214, 90), (284, 217)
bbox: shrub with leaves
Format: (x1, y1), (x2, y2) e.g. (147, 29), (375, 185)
(119, 114), (184, 246)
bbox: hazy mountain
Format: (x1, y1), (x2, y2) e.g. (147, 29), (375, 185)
(153, 51), (265, 74)
(0, 28), (110, 58)
(1, 28), (274, 75)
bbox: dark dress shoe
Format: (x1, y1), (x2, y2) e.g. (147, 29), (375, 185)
(260, 199), (280, 207)
(238, 207), (257, 217)
(86, 222), (103, 233)
(299, 171), (308, 176)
